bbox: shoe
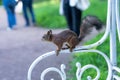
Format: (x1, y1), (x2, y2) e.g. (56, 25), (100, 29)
(32, 23), (37, 26)
(25, 23), (30, 27)
(7, 27), (12, 31)
(12, 25), (18, 30)
(25, 24), (30, 27)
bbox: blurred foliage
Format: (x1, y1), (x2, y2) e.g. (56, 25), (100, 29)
(83, 0), (107, 24)
(34, 0), (59, 3)
(34, 0), (66, 29)
(0, 0), (2, 5)
(34, 0), (107, 28)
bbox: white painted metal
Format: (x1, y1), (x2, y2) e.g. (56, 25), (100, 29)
(27, 0), (120, 80)
(110, 0), (117, 68)
(76, 62), (100, 80)
(113, 75), (120, 80)
(116, 0), (120, 42)
(113, 66), (120, 73)
(27, 49), (113, 80)
(41, 64), (66, 80)
(27, 51), (56, 80)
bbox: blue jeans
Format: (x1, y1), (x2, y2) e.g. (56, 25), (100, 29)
(5, 6), (16, 28)
(22, 2), (36, 26)
(3, 0), (16, 29)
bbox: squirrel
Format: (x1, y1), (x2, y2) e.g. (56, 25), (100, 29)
(42, 15), (103, 56)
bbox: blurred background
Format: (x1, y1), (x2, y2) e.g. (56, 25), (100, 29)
(0, 0), (107, 28)
(0, 0), (120, 80)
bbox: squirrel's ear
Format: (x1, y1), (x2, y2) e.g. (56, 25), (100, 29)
(47, 30), (52, 35)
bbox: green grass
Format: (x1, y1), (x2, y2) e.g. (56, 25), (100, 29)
(34, 1), (66, 29)
(33, 0), (107, 28)
(67, 33), (120, 80)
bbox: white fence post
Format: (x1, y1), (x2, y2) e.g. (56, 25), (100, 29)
(110, 0), (117, 79)
(110, 0), (117, 67)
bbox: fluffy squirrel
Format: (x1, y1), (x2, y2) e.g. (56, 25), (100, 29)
(42, 15), (103, 56)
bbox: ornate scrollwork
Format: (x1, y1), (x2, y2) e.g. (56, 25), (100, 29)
(76, 62), (100, 80)
(27, 49), (113, 80)
(41, 64), (66, 80)
(27, 51), (56, 80)
(73, 50), (112, 80)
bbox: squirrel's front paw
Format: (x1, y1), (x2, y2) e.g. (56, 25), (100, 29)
(70, 48), (73, 52)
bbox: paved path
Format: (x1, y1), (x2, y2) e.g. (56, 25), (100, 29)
(0, 7), (103, 80)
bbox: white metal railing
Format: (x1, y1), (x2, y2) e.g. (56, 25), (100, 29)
(27, 0), (120, 80)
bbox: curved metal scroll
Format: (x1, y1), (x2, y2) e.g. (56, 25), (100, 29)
(116, 0), (120, 42)
(27, 0), (120, 80)
(76, 62), (100, 80)
(41, 64), (66, 80)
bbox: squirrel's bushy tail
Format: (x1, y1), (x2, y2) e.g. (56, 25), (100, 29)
(85, 15), (103, 30)
(78, 15), (103, 41)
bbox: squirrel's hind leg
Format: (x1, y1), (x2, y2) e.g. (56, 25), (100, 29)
(69, 46), (75, 52)
(56, 50), (60, 56)
(62, 44), (70, 50)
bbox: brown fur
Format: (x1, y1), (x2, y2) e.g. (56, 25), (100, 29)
(42, 15), (103, 56)
(79, 15), (103, 39)
(42, 30), (79, 56)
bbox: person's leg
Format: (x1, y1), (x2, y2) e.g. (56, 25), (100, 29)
(71, 7), (82, 36)
(11, 7), (16, 27)
(28, 1), (36, 24)
(6, 7), (13, 29)
(23, 4), (30, 26)
(63, 0), (73, 30)
(12, 13), (16, 26)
